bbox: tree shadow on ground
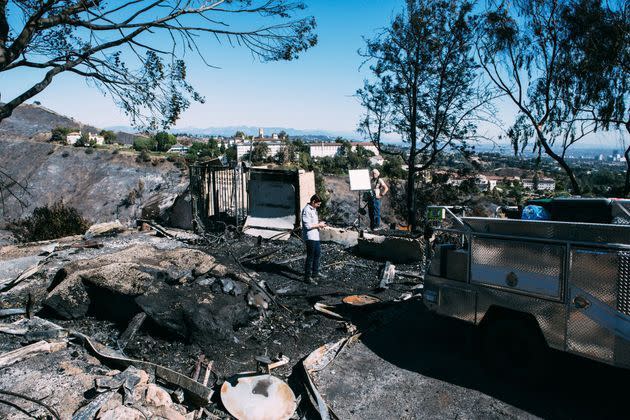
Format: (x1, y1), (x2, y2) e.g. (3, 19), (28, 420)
(355, 299), (630, 419)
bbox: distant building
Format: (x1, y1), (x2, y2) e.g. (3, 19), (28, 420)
(167, 144), (189, 155)
(308, 142), (379, 159)
(88, 132), (105, 145)
(236, 141), (286, 161)
(369, 155), (385, 167)
(522, 178), (555, 191)
(475, 175), (499, 191)
(66, 132), (81, 145)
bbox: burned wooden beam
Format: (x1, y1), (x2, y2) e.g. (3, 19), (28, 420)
(24, 329), (68, 343)
(72, 391), (115, 420)
(0, 308), (26, 317)
(117, 312), (147, 351)
(136, 219), (174, 238)
(0, 340), (67, 369)
(396, 270), (424, 280)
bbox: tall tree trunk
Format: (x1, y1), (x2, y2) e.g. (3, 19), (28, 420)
(624, 144), (630, 198)
(407, 111), (418, 230)
(407, 143), (417, 230)
(534, 128), (581, 195)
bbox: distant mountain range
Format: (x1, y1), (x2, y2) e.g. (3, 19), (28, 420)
(105, 124), (365, 141)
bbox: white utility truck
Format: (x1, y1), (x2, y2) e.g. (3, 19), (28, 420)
(423, 198), (630, 373)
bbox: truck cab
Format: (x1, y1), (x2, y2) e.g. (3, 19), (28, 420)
(423, 198), (630, 371)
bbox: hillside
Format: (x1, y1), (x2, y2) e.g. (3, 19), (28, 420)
(0, 103), (140, 144)
(0, 103), (100, 140)
(0, 138), (189, 228)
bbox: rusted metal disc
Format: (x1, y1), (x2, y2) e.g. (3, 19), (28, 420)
(221, 374), (296, 420)
(342, 294), (381, 306)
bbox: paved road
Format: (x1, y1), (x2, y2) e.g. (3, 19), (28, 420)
(313, 299), (630, 419)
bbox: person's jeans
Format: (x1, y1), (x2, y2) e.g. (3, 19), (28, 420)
(304, 240), (321, 277)
(368, 199), (381, 229)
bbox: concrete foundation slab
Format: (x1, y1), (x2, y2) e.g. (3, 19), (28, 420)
(356, 233), (423, 263)
(320, 227), (359, 248)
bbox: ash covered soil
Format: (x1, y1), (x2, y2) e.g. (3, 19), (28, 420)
(0, 228), (423, 417)
(2, 228), (630, 419)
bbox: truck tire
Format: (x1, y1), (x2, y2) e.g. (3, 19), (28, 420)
(481, 317), (548, 382)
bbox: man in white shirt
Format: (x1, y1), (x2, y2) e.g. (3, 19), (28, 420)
(302, 194), (326, 284)
(368, 168), (389, 230)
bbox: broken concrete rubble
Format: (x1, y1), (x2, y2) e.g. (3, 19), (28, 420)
(43, 244), (235, 320)
(84, 220), (126, 239)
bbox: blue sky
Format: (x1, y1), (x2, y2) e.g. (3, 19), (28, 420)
(1, 0), (402, 134)
(1, 0), (626, 149)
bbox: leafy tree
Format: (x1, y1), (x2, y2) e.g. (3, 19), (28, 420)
(247, 141), (270, 165)
(358, 0), (490, 229)
(186, 140), (220, 161)
(381, 155), (406, 179)
(0, 1), (317, 128)
(274, 141), (296, 165)
(133, 136), (157, 152)
(154, 131), (177, 152)
(225, 145), (237, 163)
(478, 0), (627, 195)
(555, 0), (629, 195)
(75, 132), (90, 147)
(234, 131), (246, 139)
(99, 130), (117, 145)
(51, 126), (71, 143)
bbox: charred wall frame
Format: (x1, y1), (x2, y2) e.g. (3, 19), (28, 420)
(190, 162), (249, 231)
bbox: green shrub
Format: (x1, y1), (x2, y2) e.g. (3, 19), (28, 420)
(136, 149), (152, 163)
(8, 201), (90, 242)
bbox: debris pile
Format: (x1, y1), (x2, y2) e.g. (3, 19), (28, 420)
(0, 222), (425, 418)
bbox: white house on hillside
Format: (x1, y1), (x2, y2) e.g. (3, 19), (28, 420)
(522, 178), (555, 191)
(88, 132), (105, 145)
(66, 132), (81, 145)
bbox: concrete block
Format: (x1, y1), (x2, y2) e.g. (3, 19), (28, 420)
(319, 227), (359, 248)
(356, 233), (423, 263)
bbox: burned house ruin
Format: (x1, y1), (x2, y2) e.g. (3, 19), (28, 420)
(190, 161), (315, 239)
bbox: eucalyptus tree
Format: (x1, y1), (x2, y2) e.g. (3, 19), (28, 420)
(0, 0), (316, 127)
(556, 0), (629, 195)
(358, 0), (492, 228)
(478, 0), (628, 195)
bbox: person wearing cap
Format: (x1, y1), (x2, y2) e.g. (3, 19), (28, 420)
(301, 194), (326, 284)
(368, 168), (388, 230)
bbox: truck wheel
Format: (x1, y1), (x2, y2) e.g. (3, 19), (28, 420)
(481, 318), (548, 382)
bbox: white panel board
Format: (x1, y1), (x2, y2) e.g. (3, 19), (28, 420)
(349, 169), (371, 191)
